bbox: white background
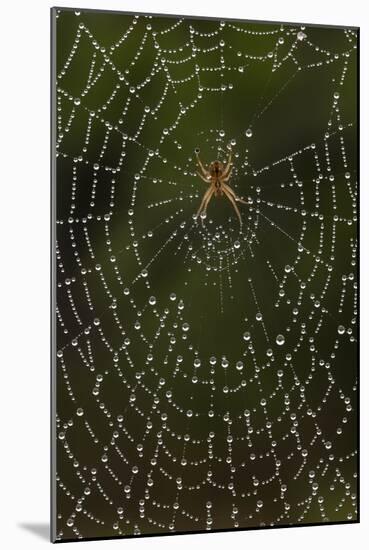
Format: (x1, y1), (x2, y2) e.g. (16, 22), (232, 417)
(0, 0), (366, 548)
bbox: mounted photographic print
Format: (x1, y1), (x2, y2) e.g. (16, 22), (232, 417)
(51, 6), (359, 543)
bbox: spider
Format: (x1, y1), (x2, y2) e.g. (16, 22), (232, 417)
(194, 146), (252, 227)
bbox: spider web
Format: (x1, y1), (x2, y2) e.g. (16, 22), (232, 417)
(53, 8), (358, 541)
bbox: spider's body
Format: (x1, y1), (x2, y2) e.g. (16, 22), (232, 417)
(209, 161), (223, 195)
(195, 147), (251, 227)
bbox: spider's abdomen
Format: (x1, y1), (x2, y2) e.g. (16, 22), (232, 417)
(215, 180), (223, 196)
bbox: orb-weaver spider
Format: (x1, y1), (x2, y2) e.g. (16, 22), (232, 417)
(194, 146), (252, 227)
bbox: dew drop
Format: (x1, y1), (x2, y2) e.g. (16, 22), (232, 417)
(276, 334), (285, 345)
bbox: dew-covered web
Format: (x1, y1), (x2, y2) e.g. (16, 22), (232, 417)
(54, 8), (358, 541)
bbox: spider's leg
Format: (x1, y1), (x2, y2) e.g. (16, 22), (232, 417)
(195, 152), (209, 178)
(223, 187), (243, 227)
(236, 196), (252, 205)
(223, 182), (251, 204)
(201, 187), (215, 224)
(222, 166), (233, 181)
(196, 186), (214, 220)
(197, 171), (210, 183)
(222, 182), (238, 197)
(223, 147), (233, 177)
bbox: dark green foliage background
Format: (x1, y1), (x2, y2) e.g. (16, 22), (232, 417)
(53, 7), (358, 542)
